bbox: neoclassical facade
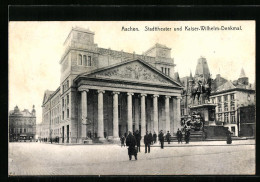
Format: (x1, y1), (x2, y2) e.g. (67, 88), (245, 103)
(41, 27), (183, 143)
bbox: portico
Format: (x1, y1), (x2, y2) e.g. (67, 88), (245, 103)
(75, 59), (182, 143)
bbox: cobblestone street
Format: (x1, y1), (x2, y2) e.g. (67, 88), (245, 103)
(8, 140), (255, 175)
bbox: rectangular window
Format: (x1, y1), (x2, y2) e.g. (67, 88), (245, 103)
(224, 103), (229, 111)
(62, 98), (64, 108)
(67, 80), (69, 90)
(161, 67), (163, 73)
(168, 68), (170, 76)
(224, 113), (229, 123)
(62, 111), (64, 120)
(20, 128), (22, 133)
(231, 101), (235, 111)
(231, 94), (235, 100)
(231, 112), (236, 123)
(218, 104), (222, 112)
(67, 109), (69, 118)
(24, 128), (26, 133)
(218, 114), (222, 122)
(217, 96), (222, 103)
(165, 68), (167, 75)
(224, 95), (228, 102)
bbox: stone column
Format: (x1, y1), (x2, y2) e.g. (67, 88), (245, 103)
(141, 93), (147, 138)
(81, 90), (88, 141)
(78, 86), (89, 143)
(97, 90), (105, 141)
(127, 92), (134, 133)
(134, 97), (140, 131)
(165, 96), (171, 133)
(173, 96), (182, 133)
(153, 94), (159, 136)
(113, 92), (120, 140)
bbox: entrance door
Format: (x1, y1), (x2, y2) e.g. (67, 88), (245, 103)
(62, 126), (64, 143)
(231, 126), (235, 136)
(67, 125), (69, 143)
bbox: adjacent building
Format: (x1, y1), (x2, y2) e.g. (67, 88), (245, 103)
(9, 105), (36, 142)
(210, 69), (255, 136)
(41, 27), (183, 143)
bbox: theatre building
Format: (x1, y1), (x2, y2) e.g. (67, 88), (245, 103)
(41, 27), (183, 143)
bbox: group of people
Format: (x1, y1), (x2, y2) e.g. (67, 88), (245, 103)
(120, 129), (192, 160)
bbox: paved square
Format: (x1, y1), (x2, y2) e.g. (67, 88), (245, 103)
(8, 141), (255, 175)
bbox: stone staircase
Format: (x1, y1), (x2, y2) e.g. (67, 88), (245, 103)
(165, 131), (204, 142)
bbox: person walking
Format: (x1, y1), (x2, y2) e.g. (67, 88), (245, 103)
(158, 130), (164, 149)
(148, 131), (153, 145)
(134, 130), (141, 152)
(166, 131), (171, 144)
(226, 129), (232, 144)
(185, 130), (190, 144)
(152, 132), (157, 144)
(126, 131), (137, 160)
(176, 128), (183, 144)
(144, 131), (152, 153)
(120, 135), (125, 147)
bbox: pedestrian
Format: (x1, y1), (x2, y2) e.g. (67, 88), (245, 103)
(153, 131), (157, 144)
(226, 129), (232, 144)
(120, 135), (125, 147)
(185, 130), (190, 144)
(176, 128), (183, 144)
(134, 130), (141, 152)
(158, 130), (164, 149)
(148, 131), (153, 145)
(166, 131), (171, 144)
(126, 131), (137, 160)
(144, 131), (152, 153)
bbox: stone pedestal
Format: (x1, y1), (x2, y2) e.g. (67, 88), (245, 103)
(189, 103), (216, 126)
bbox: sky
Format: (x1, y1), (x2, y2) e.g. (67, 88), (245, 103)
(9, 21), (255, 124)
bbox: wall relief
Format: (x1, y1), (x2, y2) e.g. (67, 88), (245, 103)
(95, 62), (170, 84)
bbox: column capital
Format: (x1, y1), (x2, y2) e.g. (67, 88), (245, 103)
(112, 91), (120, 95)
(127, 92), (134, 96)
(153, 94), (159, 98)
(97, 90), (105, 94)
(176, 96), (182, 100)
(78, 85), (89, 92)
(140, 93), (147, 97)
(165, 95), (171, 99)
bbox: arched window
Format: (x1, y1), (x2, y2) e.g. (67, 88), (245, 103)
(78, 54), (82, 65)
(83, 55), (87, 66)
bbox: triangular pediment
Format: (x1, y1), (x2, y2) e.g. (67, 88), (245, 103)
(83, 59), (182, 88)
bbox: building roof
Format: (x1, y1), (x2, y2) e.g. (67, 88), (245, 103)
(211, 80), (255, 95)
(9, 106), (35, 117)
(42, 90), (55, 105)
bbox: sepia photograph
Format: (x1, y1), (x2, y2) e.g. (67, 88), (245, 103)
(8, 21), (255, 175)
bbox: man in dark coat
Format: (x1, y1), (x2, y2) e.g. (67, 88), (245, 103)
(185, 130), (190, 144)
(134, 130), (141, 152)
(166, 131), (171, 144)
(126, 131), (137, 160)
(153, 132), (157, 144)
(158, 130), (164, 149)
(176, 128), (182, 144)
(144, 131), (152, 153)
